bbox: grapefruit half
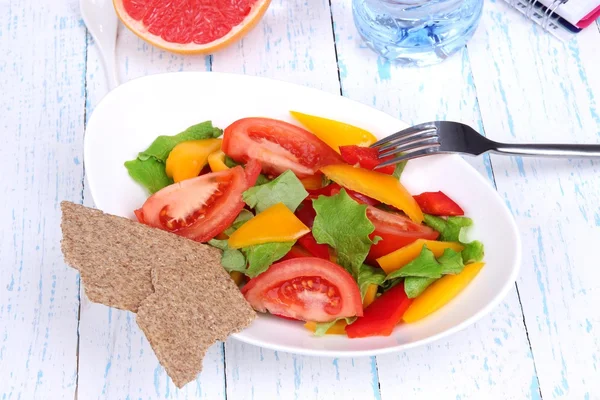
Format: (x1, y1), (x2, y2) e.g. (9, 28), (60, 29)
(114, 0), (271, 54)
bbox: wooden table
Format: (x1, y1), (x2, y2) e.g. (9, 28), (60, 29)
(1, 1), (599, 398)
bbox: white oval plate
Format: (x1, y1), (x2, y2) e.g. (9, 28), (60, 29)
(85, 72), (521, 358)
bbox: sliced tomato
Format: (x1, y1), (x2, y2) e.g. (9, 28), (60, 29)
(346, 283), (412, 338)
(413, 191), (464, 216)
(339, 145), (395, 174)
(366, 206), (439, 262)
(222, 118), (343, 179)
(242, 258), (363, 322)
(280, 245), (313, 262)
(295, 201), (330, 259)
(243, 158), (263, 186)
(135, 161), (260, 243)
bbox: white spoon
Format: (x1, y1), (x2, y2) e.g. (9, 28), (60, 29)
(80, 0), (120, 90)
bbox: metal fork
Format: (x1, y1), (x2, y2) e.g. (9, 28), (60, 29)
(372, 121), (600, 169)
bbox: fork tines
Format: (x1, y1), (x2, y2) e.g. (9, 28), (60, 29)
(371, 122), (441, 168)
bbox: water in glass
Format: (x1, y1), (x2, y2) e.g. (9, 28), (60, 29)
(353, 0), (484, 66)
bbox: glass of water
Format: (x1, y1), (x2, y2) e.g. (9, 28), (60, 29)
(353, 0), (484, 66)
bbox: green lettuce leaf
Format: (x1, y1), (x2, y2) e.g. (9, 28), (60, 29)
(208, 239), (247, 273)
(403, 248), (467, 298)
(381, 278), (402, 292)
(461, 240), (485, 264)
(313, 317), (357, 337)
(392, 160), (408, 180)
(138, 121), (223, 162)
(224, 209), (254, 236)
(404, 277), (436, 299)
(244, 241), (295, 278)
(313, 320), (338, 337)
(124, 158), (174, 194)
(357, 264), (385, 300)
(438, 248), (465, 274)
(125, 121), (222, 193)
(255, 174), (271, 186)
(385, 246), (442, 280)
(312, 189), (375, 278)
(224, 156), (240, 168)
(243, 170), (308, 213)
(423, 214), (473, 242)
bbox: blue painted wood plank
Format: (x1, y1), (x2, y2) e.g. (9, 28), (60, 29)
(0, 1), (87, 398)
(468, 1), (600, 398)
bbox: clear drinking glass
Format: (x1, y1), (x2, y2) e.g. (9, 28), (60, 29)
(353, 0), (484, 66)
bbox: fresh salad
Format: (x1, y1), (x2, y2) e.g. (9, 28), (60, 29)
(125, 112), (485, 338)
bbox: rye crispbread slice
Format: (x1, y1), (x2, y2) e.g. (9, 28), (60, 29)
(60, 201), (256, 386)
(136, 261), (255, 388)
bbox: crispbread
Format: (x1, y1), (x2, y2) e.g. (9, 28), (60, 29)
(60, 201), (256, 387)
(136, 261), (255, 388)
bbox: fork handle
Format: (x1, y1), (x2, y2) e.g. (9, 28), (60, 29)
(490, 143), (600, 158)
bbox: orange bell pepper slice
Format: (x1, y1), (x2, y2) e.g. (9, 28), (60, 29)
(300, 173), (324, 190)
(304, 320), (348, 335)
(290, 111), (378, 153)
(403, 262), (485, 323)
(377, 239), (464, 274)
(362, 284), (378, 308)
(227, 203), (310, 249)
(165, 139), (222, 182)
(320, 164), (424, 223)
(208, 150), (230, 172)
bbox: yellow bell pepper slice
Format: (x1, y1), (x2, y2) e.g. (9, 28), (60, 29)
(290, 111), (378, 153)
(300, 174), (324, 190)
(403, 262), (485, 323)
(208, 150), (230, 172)
(228, 203), (310, 249)
(165, 139), (222, 182)
(377, 239), (465, 274)
(320, 164), (424, 223)
(304, 320), (348, 335)
(362, 284), (378, 308)
(230, 271), (245, 286)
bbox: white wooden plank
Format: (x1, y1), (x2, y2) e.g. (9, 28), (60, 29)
(211, 1), (380, 399)
(468, 2), (600, 398)
(211, 0), (339, 94)
(225, 338), (381, 400)
(330, 1), (540, 398)
(77, 24), (226, 400)
(0, 1), (86, 398)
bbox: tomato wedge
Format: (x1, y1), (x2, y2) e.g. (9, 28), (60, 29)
(242, 258), (363, 322)
(366, 206), (439, 262)
(135, 160), (261, 243)
(346, 284), (412, 338)
(413, 191), (465, 216)
(222, 118), (343, 179)
(339, 145), (395, 174)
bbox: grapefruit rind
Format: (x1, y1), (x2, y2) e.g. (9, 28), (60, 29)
(113, 0), (271, 55)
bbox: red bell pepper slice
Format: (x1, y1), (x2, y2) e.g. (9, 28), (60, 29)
(413, 191), (464, 216)
(339, 145), (395, 174)
(345, 284), (413, 338)
(307, 183), (380, 206)
(295, 201), (331, 260)
(280, 245), (312, 262)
